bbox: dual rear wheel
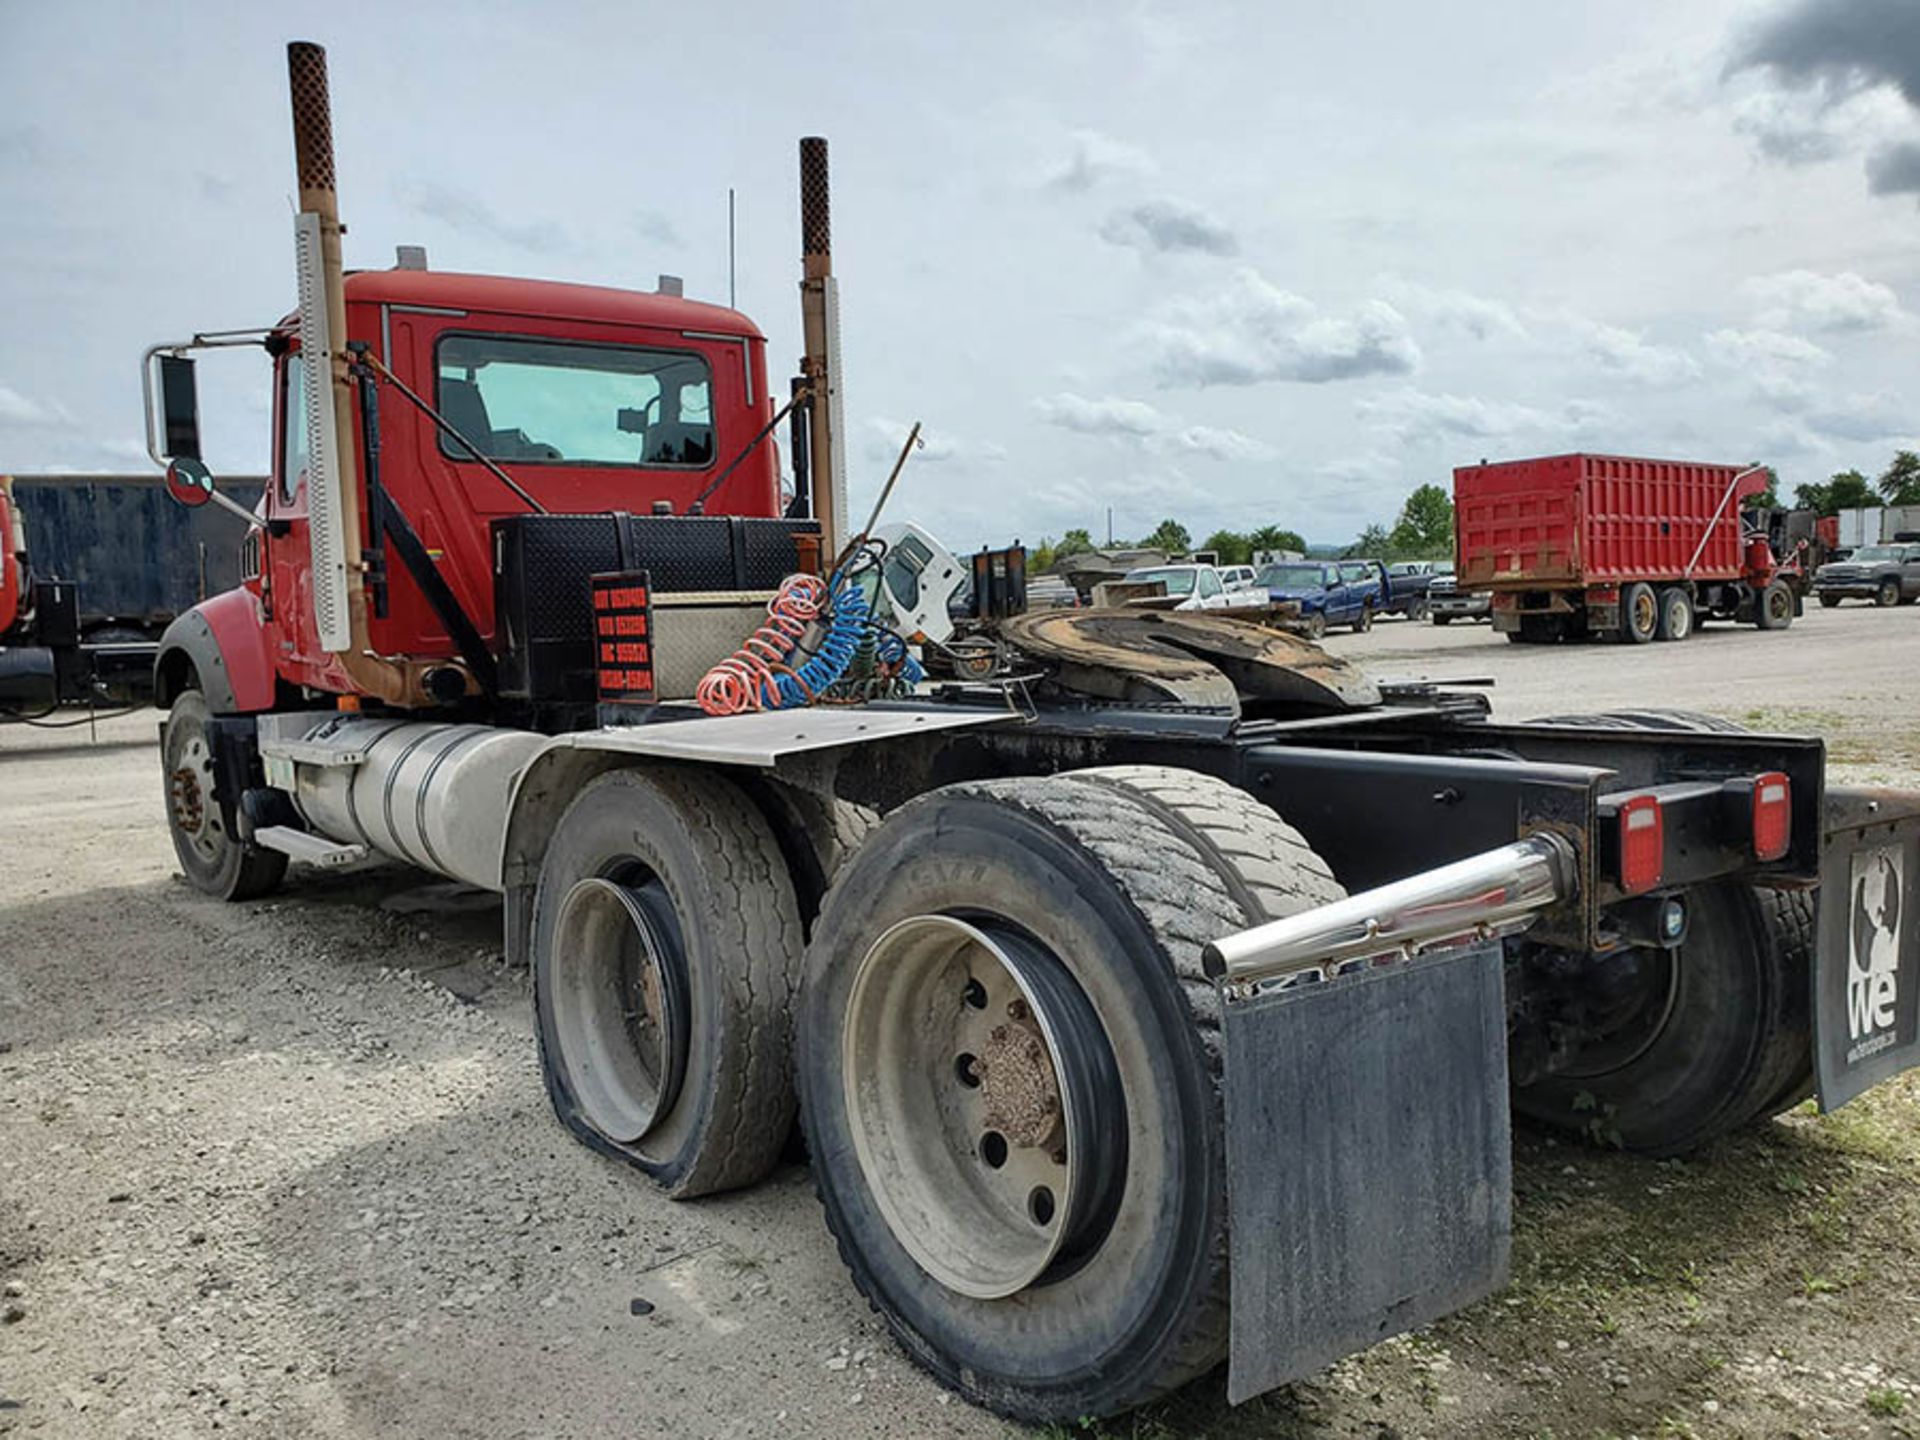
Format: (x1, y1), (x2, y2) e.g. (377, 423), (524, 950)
(530, 761), (1343, 1419)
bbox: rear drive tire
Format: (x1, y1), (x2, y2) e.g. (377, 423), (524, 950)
(1755, 580), (1794, 629)
(1519, 710), (1815, 1148)
(162, 687), (287, 901)
(1511, 882), (1804, 1155)
(1654, 587), (1694, 642)
(797, 767), (1341, 1421)
(1620, 582), (1657, 644)
(531, 766), (803, 1197)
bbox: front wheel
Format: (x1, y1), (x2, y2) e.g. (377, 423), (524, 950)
(798, 767), (1341, 1421)
(1352, 604), (1373, 634)
(1433, 613), (1454, 626)
(1302, 610), (1327, 640)
(1818, 593), (1842, 609)
(162, 688), (286, 901)
(1876, 577), (1900, 608)
(1755, 579), (1794, 629)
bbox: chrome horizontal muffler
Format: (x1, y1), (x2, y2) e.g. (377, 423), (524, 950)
(1203, 833), (1576, 993)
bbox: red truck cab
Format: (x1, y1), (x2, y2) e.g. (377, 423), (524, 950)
(232, 268), (781, 700)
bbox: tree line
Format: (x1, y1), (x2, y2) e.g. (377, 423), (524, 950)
(1793, 451), (1920, 515)
(1029, 484), (1451, 573)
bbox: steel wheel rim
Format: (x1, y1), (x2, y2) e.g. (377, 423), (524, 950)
(1632, 589), (1656, 636)
(170, 735), (223, 862)
(1771, 587), (1794, 621)
(1668, 596), (1691, 640)
(841, 913), (1125, 1299)
(550, 873), (691, 1144)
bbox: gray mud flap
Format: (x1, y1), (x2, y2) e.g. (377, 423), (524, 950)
(1222, 940), (1511, 1404)
(1816, 788), (1920, 1111)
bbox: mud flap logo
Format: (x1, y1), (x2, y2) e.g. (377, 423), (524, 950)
(1847, 844), (1904, 1064)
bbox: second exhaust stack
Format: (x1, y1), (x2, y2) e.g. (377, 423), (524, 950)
(798, 137), (847, 559)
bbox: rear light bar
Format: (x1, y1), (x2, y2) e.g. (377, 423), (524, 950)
(1616, 794), (1664, 895)
(1751, 771), (1791, 862)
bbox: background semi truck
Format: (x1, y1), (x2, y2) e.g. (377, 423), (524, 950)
(135, 43), (1920, 1423)
(0, 472), (258, 716)
(1454, 453), (1807, 644)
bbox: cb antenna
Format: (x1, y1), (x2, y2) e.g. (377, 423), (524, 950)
(728, 187), (736, 310)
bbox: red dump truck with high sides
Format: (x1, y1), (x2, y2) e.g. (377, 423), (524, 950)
(1455, 453), (1806, 644)
(132, 45), (1920, 1424)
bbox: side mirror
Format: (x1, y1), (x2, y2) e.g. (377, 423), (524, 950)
(165, 456), (215, 508)
(158, 354), (202, 460)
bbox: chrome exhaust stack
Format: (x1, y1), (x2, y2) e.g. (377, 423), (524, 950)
(1203, 833), (1576, 994)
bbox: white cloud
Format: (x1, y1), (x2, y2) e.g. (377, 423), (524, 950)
(862, 417), (967, 466)
(1378, 278), (1527, 340)
(1098, 199), (1237, 256)
(1803, 391), (1913, 442)
(1744, 269), (1909, 333)
(1032, 392), (1274, 462)
(1139, 270), (1421, 387)
(1042, 129), (1157, 193)
(1563, 315), (1700, 385)
(1356, 389), (1609, 446)
(0, 382), (73, 429)
(1703, 327), (1834, 409)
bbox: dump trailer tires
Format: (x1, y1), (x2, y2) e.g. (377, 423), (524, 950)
(1621, 582), (1658, 643)
(797, 768), (1341, 1421)
(161, 687), (287, 901)
(1654, 587), (1694, 642)
(530, 766), (803, 1199)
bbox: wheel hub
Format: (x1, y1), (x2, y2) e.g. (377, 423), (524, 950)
(168, 766), (205, 834)
(549, 873), (691, 1145)
(977, 1008), (1063, 1150)
(842, 914), (1125, 1299)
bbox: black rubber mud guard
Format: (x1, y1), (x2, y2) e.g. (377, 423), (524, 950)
(1222, 939), (1511, 1404)
(1816, 787), (1920, 1111)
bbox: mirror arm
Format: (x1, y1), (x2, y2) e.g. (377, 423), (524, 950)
(205, 487), (268, 531)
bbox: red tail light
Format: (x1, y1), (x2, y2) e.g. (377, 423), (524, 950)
(1617, 794), (1664, 895)
(1752, 772), (1791, 862)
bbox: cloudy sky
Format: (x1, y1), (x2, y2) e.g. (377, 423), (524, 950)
(1, 0), (1916, 550)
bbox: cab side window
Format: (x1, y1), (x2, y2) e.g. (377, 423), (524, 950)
(279, 358), (309, 504)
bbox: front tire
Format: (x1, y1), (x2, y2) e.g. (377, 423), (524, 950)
(1818, 593), (1841, 609)
(1755, 579), (1794, 629)
(797, 767), (1340, 1421)
(1352, 603), (1373, 634)
(161, 688), (286, 901)
(1876, 577), (1900, 608)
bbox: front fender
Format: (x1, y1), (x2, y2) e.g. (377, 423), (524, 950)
(154, 588), (277, 714)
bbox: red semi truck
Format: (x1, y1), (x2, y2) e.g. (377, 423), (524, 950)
(1455, 453), (1805, 644)
(130, 46), (1920, 1423)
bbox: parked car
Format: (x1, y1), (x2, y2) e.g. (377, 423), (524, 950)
(1218, 564), (1259, 592)
(1382, 559), (1440, 619)
(1813, 542), (1920, 607)
(1118, 563), (1265, 612)
(1256, 559), (1388, 636)
(1427, 570), (1491, 624)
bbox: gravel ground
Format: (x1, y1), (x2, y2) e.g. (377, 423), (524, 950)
(2, 600), (1917, 1439)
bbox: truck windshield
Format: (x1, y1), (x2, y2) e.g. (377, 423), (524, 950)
(435, 333), (714, 468)
(1258, 564), (1324, 588)
(1122, 567), (1195, 596)
(1851, 546), (1899, 562)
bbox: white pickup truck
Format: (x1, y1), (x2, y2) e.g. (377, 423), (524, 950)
(1118, 563), (1269, 612)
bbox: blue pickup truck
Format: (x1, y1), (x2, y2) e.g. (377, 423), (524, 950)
(1256, 559), (1390, 638)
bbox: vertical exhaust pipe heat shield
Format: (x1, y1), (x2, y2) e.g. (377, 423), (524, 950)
(286, 42), (422, 706)
(797, 138), (847, 560)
